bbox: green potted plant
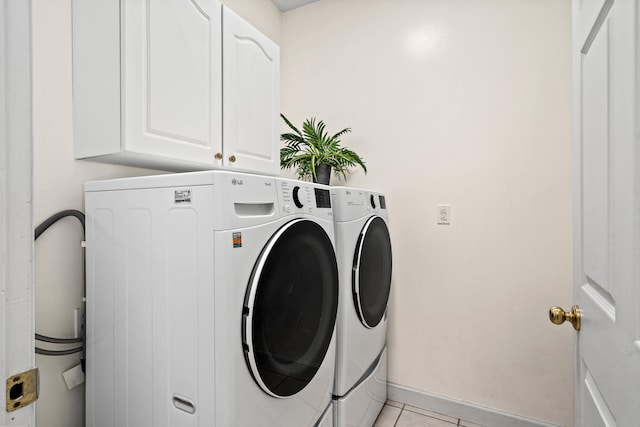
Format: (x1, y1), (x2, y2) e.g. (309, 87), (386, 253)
(280, 114), (367, 185)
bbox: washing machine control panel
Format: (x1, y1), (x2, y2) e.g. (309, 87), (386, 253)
(277, 179), (333, 218)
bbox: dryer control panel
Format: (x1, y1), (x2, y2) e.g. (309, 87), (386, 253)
(331, 187), (389, 222)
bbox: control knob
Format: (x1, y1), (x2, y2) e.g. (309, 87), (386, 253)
(292, 186), (304, 208)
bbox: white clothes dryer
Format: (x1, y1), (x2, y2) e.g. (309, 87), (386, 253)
(330, 187), (392, 427)
(85, 171), (338, 427)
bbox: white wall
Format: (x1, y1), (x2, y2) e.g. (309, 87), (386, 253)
(31, 1), (281, 426)
(282, 1), (573, 426)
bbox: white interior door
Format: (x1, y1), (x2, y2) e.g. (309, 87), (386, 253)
(572, 0), (640, 425)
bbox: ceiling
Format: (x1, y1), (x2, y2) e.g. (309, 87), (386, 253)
(271, 0), (319, 12)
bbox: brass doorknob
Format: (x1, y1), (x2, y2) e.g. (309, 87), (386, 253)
(229, 155), (237, 163)
(549, 305), (581, 331)
(214, 152), (222, 160)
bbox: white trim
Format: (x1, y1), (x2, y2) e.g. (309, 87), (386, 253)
(1, 0), (35, 424)
(387, 382), (559, 427)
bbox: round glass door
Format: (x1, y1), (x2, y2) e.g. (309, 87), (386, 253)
(352, 216), (392, 328)
(243, 219), (339, 398)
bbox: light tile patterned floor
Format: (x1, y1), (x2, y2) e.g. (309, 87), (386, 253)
(373, 401), (487, 427)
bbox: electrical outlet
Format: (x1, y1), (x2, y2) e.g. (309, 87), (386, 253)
(437, 204), (450, 225)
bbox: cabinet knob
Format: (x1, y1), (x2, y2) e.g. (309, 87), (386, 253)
(229, 155), (237, 163)
(214, 152), (222, 160)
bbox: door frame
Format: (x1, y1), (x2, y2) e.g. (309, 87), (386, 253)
(1, 0), (36, 424)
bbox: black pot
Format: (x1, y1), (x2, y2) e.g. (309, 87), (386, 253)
(314, 164), (331, 185)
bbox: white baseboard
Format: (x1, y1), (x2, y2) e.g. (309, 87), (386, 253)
(387, 382), (559, 427)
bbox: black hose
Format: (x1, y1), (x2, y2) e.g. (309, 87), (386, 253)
(35, 333), (83, 344)
(35, 346), (83, 356)
(34, 209), (86, 362)
(35, 209), (85, 239)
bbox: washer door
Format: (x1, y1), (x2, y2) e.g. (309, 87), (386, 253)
(243, 219), (339, 398)
(352, 216), (393, 328)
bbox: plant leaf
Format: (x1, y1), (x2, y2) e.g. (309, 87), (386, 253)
(279, 114), (366, 181)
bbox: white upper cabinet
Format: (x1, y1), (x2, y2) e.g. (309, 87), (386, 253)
(72, 0), (280, 175)
(222, 7), (280, 175)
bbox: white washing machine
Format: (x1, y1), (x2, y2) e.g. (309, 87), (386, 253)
(330, 187), (392, 427)
(85, 171), (338, 427)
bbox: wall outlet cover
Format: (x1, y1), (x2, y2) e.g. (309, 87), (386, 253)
(437, 204), (451, 225)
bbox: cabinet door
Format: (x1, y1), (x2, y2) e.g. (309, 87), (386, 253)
(222, 7), (280, 176)
(123, 0), (223, 168)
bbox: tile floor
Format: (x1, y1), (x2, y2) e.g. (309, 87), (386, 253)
(373, 401), (486, 427)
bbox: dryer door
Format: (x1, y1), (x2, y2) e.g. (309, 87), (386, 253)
(243, 219), (338, 398)
(353, 216), (393, 328)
